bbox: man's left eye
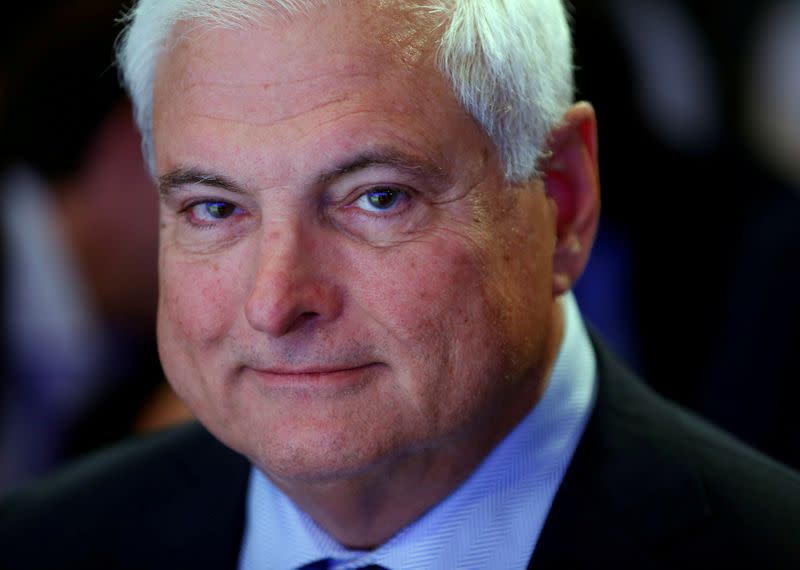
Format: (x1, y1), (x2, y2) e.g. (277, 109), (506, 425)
(355, 187), (405, 213)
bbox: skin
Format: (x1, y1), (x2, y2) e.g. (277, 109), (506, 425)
(151, 1), (599, 548)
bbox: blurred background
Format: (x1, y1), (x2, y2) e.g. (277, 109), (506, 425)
(570, 0), (800, 471)
(0, 0), (190, 493)
(0, 0), (798, 495)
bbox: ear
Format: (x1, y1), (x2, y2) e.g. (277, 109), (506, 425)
(542, 102), (601, 296)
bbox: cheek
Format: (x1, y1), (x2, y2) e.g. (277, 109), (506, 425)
(354, 234), (482, 339)
(477, 197), (557, 380)
(350, 232), (502, 411)
(157, 245), (246, 350)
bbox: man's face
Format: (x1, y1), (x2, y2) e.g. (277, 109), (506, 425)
(152, 2), (562, 482)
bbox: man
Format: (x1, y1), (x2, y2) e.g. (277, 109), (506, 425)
(1, 1), (798, 568)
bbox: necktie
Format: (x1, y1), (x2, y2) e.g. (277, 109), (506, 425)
(297, 561), (330, 570)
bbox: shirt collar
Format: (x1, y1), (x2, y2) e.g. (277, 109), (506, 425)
(239, 292), (596, 570)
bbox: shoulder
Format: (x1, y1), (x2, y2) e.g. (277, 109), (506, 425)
(594, 338), (800, 564)
(533, 336), (800, 569)
(0, 422), (250, 569)
(598, 340), (800, 505)
(0, 422), (231, 524)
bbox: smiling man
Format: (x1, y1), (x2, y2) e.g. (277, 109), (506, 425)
(151, 1), (583, 555)
(1, 1), (799, 568)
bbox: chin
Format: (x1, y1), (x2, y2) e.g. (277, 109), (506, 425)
(254, 442), (405, 486)
(209, 408), (397, 481)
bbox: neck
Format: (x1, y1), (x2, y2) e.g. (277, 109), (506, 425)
(268, 300), (566, 549)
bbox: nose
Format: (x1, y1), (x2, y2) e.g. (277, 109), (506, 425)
(244, 224), (342, 337)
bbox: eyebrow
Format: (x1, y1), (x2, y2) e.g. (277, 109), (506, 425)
(158, 169), (246, 196)
(158, 148), (451, 196)
(315, 149), (451, 187)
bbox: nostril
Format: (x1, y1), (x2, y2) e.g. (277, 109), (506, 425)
(293, 311), (320, 328)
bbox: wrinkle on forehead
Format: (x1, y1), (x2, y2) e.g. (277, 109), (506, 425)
(186, 95), (350, 130)
(178, 80), (363, 127)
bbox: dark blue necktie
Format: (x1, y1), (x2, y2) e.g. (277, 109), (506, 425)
(297, 561), (330, 570)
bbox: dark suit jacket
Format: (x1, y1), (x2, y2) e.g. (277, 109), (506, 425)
(2, 339), (799, 569)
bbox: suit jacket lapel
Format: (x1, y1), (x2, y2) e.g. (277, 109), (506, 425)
(529, 337), (711, 568)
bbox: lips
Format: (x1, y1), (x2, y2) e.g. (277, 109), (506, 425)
(257, 364), (375, 375)
(244, 362), (381, 390)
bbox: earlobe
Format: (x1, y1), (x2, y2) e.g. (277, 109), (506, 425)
(542, 102), (601, 295)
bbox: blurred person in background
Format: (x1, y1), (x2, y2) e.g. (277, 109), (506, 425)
(0, 0), (190, 493)
(570, 0), (800, 470)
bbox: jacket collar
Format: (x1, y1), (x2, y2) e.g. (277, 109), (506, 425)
(529, 335), (711, 568)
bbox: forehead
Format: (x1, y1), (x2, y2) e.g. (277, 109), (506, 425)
(150, 2), (491, 185)
(155, 2), (437, 114)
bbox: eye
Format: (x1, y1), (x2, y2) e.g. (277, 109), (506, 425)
(354, 187), (406, 213)
(186, 200), (243, 223)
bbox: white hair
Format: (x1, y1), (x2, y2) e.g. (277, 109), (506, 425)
(117, 0), (574, 182)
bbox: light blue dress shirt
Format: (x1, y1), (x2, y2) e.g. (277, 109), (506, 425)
(239, 292), (597, 569)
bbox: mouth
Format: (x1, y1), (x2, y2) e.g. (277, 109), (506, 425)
(244, 363), (381, 390)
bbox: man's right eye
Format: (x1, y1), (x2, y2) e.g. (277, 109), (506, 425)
(185, 200), (243, 224)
